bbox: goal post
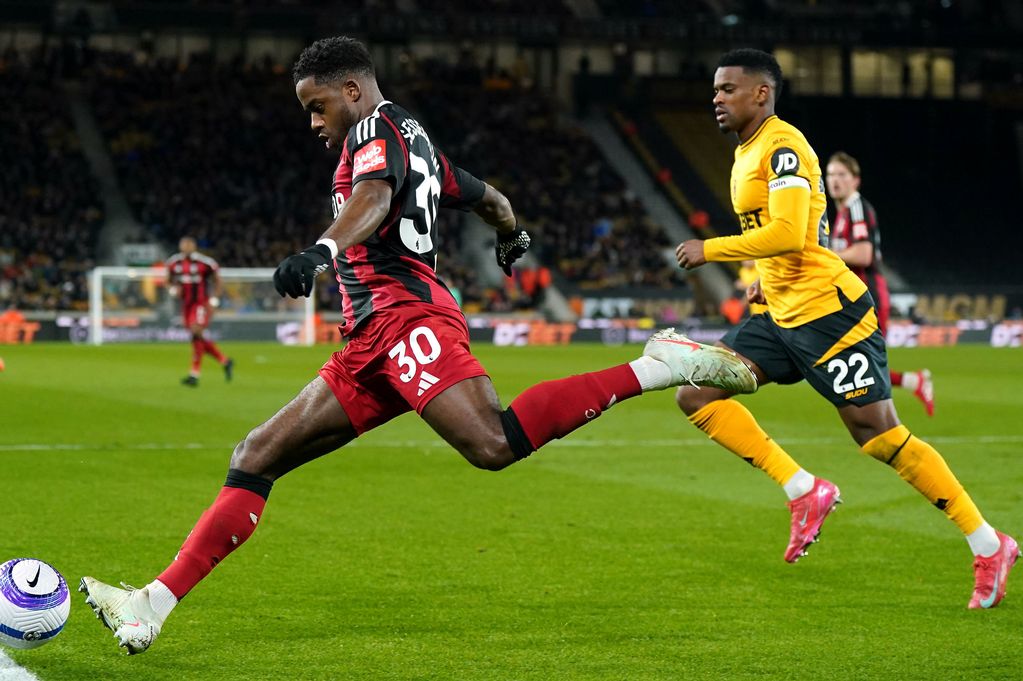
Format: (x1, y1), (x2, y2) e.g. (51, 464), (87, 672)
(88, 266), (315, 346)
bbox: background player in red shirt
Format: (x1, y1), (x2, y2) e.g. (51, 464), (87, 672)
(826, 152), (934, 416)
(80, 36), (756, 654)
(166, 236), (234, 386)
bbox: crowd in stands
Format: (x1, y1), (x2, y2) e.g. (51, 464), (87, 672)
(408, 55), (684, 291)
(3, 43), (682, 314)
(0, 47), (104, 312)
(87, 48), (520, 312)
(88, 50), (332, 268)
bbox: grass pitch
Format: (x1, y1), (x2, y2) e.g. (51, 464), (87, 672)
(1, 342), (1022, 680)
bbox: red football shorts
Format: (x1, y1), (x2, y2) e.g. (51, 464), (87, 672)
(183, 303), (211, 329)
(318, 304), (488, 435)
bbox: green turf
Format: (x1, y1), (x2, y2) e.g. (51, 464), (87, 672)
(1, 342), (1021, 680)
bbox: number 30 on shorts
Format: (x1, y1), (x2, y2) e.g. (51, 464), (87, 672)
(388, 326), (442, 383)
(826, 352), (875, 394)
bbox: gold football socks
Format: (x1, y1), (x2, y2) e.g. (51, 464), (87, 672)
(688, 400), (804, 491)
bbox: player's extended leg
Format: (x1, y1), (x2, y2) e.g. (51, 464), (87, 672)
(182, 329), (204, 387)
(882, 296), (934, 416)
(422, 330), (757, 471)
(839, 399), (1019, 608)
(81, 377), (357, 653)
(423, 365), (657, 470)
(890, 369), (934, 417)
(197, 329), (233, 383)
(192, 308), (234, 383)
(675, 350), (841, 563)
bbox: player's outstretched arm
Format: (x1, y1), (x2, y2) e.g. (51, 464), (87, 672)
(474, 183), (516, 233)
(475, 183), (531, 276)
(703, 185), (810, 263)
(210, 269), (223, 308)
(166, 267), (179, 299)
(274, 179), (393, 298)
(834, 241), (873, 268)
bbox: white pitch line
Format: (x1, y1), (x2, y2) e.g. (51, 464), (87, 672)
(0, 443), (224, 452)
(0, 651), (40, 681)
(2, 434), (1022, 453)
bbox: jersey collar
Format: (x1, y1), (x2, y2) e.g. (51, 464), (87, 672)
(353, 100), (392, 128)
(739, 114), (777, 149)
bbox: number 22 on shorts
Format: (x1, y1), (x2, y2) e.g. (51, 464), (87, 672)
(388, 326), (443, 396)
(827, 352), (875, 399)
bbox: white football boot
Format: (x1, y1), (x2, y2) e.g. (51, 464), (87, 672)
(643, 328), (758, 394)
(79, 576), (162, 654)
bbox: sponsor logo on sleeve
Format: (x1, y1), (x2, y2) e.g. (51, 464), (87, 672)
(768, 175), (810, 191)
(353, 140), (387, 176)
(770, 147), (800, 176)
(331, 192), (346, 219)
(852, 222), (869, 240)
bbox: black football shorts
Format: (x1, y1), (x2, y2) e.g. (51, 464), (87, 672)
(721, 290), (892, 407)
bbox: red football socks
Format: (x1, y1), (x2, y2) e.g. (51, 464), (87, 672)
(204, 339), (226, 363)
(190, 339), (203, 374)
(509, 364), (641, 450)
(157, 486), (265, 599)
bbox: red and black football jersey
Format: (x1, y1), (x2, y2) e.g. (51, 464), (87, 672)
(166, 252), (218, 306)
(831, 192), (883, 281)
(329, 100), (486, 334)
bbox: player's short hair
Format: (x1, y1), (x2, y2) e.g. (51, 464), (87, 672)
(828, 151), (861, 177)
(293, 36), (375, 85)
(718, 48), (783, 98)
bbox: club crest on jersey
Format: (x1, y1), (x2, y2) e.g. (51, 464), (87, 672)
(770, 147), (800, 176)
(354, 140), (387, 176)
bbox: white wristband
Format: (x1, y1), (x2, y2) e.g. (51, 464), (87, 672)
(316, 238), (339, 259)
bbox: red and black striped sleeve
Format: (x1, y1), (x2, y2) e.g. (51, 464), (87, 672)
(436, 150), (485, 211)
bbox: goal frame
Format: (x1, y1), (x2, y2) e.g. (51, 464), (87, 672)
(88, 266), (315, 346)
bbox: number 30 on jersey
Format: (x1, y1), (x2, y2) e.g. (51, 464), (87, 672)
(388, 326), (443, 396)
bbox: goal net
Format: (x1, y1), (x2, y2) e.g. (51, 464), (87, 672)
(87, 266), (315, 346)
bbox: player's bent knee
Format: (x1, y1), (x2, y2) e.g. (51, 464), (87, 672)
(462, 435), (517, 472)
(229, 427), (274, 475)
(675, 385), (710, 415)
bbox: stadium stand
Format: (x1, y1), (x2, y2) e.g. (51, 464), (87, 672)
(4, 0), (1021, 315)
(82, 50), (512, 311)
(0, 44), (678, 315)
(409, 57), (683, 290)
(86, 50), (332, 269)
(0, 47), (104, 311)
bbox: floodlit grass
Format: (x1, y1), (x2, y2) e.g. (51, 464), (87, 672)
(1, 342), (1021, 680)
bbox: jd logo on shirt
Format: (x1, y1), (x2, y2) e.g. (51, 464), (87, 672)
(771, 148), (800, 176)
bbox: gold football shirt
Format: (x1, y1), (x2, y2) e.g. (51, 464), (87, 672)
(704, 115), (866, 327)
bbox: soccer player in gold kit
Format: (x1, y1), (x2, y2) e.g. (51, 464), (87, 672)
(675, 48), (1017, 607)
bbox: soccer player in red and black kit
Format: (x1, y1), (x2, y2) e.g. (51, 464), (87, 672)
(165, 236), (234, 387)
(826, 152), (934, 416)
(80, 36), (757, 654)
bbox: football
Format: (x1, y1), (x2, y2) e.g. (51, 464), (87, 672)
(0, 558), (71, 649)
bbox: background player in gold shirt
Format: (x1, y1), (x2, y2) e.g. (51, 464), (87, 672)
(674, 48), (1017, 608)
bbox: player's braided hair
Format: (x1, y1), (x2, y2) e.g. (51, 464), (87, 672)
(293, 36), (375, 85)
(718, 48), (784, 99)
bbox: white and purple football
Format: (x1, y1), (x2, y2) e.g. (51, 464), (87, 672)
(0, 558), (70, 649)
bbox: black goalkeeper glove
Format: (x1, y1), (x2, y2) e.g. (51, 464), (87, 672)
(273, 244), (333, 298)
(495, 227), (531, 277)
